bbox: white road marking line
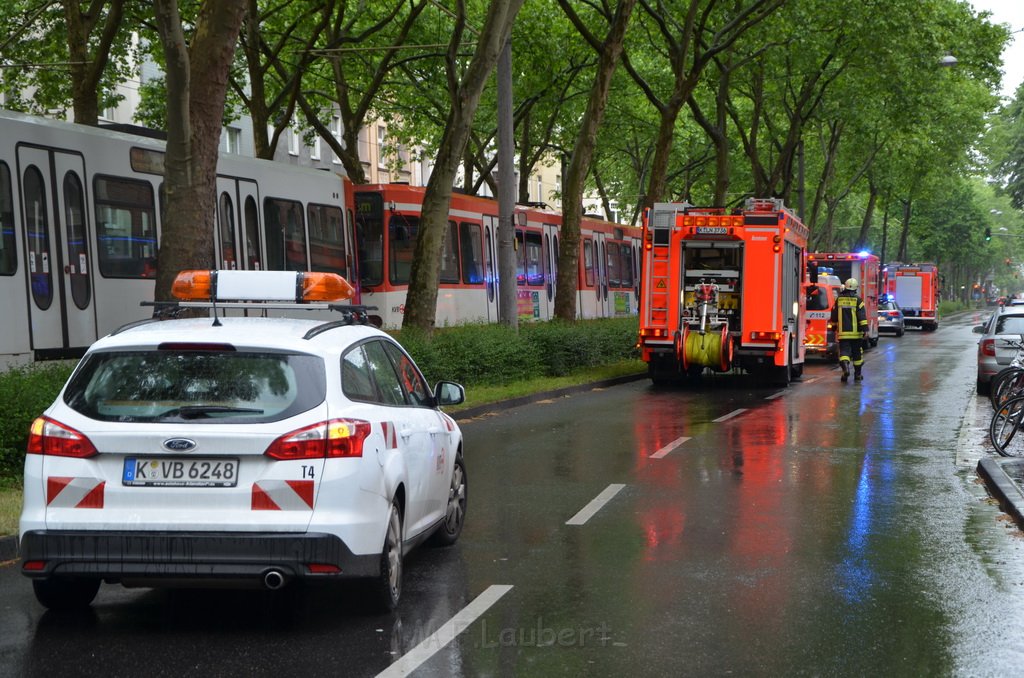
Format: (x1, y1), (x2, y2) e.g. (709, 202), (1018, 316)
(650, 436), (691, 459)
(566, 484), (626, 525)
(765, 390), (786, 400)
(802, 377), (820, 384)
(377, 584), (514, 678)
(712, 408), (747, 422)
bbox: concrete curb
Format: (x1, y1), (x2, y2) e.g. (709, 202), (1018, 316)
(977, 457), (1024, 527)
(451, 372), (647, 422)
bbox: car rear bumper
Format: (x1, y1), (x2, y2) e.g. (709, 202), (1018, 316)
(19, 530), (380, 584)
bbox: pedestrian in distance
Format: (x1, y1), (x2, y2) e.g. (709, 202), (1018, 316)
(830, 278), (868, 382)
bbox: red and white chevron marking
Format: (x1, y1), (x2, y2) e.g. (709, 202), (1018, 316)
(381, 421), (398, 449)
(46, 477), (105, 509)
(251, 480), (314, 511)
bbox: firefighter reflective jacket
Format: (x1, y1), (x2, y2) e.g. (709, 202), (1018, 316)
(830, 289), (867, 340)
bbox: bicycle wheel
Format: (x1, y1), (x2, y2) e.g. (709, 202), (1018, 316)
(991, 367), (1024, 410)
(990, 394), (1024, 457)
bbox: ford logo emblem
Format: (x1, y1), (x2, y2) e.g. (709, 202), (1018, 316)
(163, 438), (197, 452)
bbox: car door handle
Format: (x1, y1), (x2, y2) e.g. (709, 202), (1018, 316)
(427, 426), (444, 435)
(399, 428), (414, 439)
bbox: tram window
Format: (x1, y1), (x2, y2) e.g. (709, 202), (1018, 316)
(244, 196), (261, 270)
(264, 197), (306, 271)
(440, 220), (460, 284)
(309, 203), (347, 277)
(389, 214), (418, 285)
(24, 165), (53, 309)
(219, 192), (237, 269)
(621, 242), (634, 288)
(582, 239), (595, 287)
(606, 242), (621, 288)
(460, 221), (484, 284)
(94, 175), (157, 279)
(354, 191), (384, 287)
(0, 163), (15, 276)
(516, 230), (543, 286)
(485, 226), (495, 302)
(63, 171), (91, 309)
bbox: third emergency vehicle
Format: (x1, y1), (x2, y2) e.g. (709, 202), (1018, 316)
(807, 252), (880, 346)
(883, 262), (941, 331)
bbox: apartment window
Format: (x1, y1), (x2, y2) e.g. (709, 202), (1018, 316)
(311, 136), (321, 161)
(377, 126), (386, 168)
(288, 128), (300, 156)
(225, 127), (242, 154)
(331, 116), (342, 164)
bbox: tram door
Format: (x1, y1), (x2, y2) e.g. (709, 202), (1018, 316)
(215, 177), (261, 270)
(542, 221), (559, 320)
(592, 230), (611, 318)
(483, 214), (499, 322)
(17, 146), (96, 356)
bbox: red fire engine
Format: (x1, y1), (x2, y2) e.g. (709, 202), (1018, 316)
(638, 198), (809, 386)
(882, 262), (941, 331)
(807, 252), (881, 347)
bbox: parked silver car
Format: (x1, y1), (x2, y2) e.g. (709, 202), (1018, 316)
(877, 296), (905, 337)
(974, 309), (1024, 394)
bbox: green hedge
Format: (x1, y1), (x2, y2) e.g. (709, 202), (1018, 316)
(0, 361), (77, 479)
(0, 318), (640, 481)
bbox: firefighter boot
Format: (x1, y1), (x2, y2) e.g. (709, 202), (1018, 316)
(840, 361), (849, 382)
(854, 366), (863, 382)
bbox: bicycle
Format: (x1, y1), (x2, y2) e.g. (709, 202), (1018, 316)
(989, 337), (1024, 410)
(989, 392), (1024, 456)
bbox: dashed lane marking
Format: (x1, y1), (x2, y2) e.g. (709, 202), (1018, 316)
(566, 484), (626, 525)
(650, 436), (691, 459)
(712, 408), (747, 423)
(376, 585), (514, 678)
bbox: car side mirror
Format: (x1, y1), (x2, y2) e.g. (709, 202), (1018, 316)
(973, 325), (985, 334)
(435, 381), (465, 407)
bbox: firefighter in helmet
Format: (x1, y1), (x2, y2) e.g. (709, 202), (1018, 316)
(830, 277), (868, 382)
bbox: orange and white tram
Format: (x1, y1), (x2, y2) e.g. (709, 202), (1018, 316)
(0, 109), (639, 366)
(350, 183), (641, 328)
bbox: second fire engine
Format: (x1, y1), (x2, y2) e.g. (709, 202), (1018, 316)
(638, 198), (808, 386)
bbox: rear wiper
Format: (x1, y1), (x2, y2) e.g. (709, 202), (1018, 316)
(161, 405), (265, 419)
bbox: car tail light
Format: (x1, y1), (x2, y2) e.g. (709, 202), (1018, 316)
(887, 311), (900, 317)
(264, 419), (371, 460)
(981, 339), (996, 357)
(26, 416), (97, 458)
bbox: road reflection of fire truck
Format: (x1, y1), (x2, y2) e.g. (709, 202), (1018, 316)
(807, 252), (880, 347)
(638, 198), (808, 386)
(882, 262), (940, 331)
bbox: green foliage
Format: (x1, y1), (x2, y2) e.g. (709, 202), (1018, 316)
(392, 317), (638, 385)
(0, 362), (76, 479)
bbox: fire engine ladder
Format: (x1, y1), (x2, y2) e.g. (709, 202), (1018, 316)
(645, 205), (682, 328)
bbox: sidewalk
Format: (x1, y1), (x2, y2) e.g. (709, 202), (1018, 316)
(961, 388), (1024, 527)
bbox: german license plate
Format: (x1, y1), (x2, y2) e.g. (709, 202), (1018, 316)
(123, 457), (239, 487)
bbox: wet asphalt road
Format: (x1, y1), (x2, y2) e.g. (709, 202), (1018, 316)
(3, 310), (1024, 677)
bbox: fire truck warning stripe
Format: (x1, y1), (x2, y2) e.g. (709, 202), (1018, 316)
(46, 477), (105, 508)
(713, 409), (748, 423)
(566, 484), (626, 526)
(650, 437), (691, 459)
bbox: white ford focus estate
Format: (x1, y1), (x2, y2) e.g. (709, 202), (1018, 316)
(19, 270), (467, 611)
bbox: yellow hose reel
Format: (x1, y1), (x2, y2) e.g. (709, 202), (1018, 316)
(680, 324), (732, 372)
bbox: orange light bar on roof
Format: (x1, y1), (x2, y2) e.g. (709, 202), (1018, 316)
(172, 270), (356, 303)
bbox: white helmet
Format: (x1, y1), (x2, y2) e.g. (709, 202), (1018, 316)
(844, 278), (859, 291)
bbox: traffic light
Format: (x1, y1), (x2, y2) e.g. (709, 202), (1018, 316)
(985, 227), (992, 241)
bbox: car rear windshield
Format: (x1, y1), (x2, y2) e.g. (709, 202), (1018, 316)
(995, 315), (1024, 336)
(63, 350), (326, 423)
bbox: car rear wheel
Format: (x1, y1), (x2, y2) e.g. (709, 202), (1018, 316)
(32, 577), (100, 610)
(431, 453), (467, 547)
(368, 500), (403, 612)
